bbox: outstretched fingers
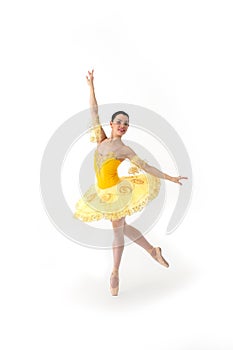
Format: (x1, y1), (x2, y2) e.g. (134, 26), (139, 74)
(177, 176), (188, 185)
(86, 69), (94, 84)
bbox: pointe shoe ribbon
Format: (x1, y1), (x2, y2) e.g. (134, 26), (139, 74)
(147, 247), (169, 268)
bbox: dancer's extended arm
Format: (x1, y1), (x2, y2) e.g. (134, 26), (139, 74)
(86, 69), (107, 143)
(122, 146), (188, 186)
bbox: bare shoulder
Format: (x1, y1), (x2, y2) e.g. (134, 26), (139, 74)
(118, 145), (137, 160)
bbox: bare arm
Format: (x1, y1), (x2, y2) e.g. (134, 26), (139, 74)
(122, 146), (188, 185)
(86, 69), (107, 143)
(87, 71), (99, 125)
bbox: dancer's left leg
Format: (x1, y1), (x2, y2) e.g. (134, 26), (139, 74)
(124, 220), (169, 268)
(124, 221), (153, 251)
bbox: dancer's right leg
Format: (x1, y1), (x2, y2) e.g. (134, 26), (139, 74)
(110, 217), (125, 295)
(111, 217), (125, 271)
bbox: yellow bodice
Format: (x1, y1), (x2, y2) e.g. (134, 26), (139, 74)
(94, 150), (123, 189)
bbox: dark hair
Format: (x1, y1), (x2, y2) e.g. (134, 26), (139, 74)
(111, 111), (129, 122)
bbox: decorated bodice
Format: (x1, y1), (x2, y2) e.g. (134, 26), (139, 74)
(90, 125), (148, 189)
(94, 150), (123, 189)
(94, 149), (147, 189)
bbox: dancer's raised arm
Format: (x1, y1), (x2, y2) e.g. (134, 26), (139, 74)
(86, 69), (107, 143)
(122, 146), (188, 186)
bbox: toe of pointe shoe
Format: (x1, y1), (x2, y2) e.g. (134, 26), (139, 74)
(110, 271), (119, 296)
(148, 247), (169, 268)
(110, 286), (119, 296)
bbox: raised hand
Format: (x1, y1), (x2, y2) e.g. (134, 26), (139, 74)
(170, 176), (188, 186)
(86, 69), (94, 86)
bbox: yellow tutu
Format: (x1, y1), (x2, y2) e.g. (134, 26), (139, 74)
(73, 149), (161, 222)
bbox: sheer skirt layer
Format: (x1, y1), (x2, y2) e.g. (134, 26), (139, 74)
(73, 173), (161, 222)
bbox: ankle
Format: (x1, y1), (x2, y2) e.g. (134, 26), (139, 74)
(112, 267), (119, 273)
(146, 245), (154, 253)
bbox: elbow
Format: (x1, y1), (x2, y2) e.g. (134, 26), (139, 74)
(90, 106), (98, 114)
(143, 164), (151, 173)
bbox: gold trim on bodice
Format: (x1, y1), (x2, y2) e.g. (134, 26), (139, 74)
(94, 150), (148, 174)
(94, 150), (122, 172)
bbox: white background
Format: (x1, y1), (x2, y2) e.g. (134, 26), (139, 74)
(1, 1), (233, 349)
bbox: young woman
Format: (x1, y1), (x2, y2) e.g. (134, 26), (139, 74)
(74, 69), (188, 296)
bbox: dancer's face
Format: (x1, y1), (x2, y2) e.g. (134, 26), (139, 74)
(110, 114), (129, 137)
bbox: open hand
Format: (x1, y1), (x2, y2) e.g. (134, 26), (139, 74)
(86, 69), (94, 86)
(170, 176), (188, 186)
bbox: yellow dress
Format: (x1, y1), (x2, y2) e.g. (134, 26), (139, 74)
(73, 125), (161, 222)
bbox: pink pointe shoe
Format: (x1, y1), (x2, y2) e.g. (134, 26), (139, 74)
(147, 246), (169, 268)
(110, 269), (119, 296)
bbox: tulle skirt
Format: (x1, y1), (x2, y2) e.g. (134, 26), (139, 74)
(73, 173), (161, 222)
